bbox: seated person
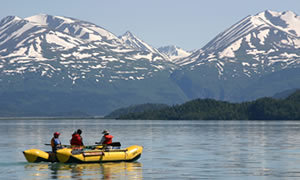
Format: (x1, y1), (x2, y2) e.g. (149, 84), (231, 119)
(98, 130), (114, 148)
(51, 132), (62, 152)
(70, 129), (83, 146)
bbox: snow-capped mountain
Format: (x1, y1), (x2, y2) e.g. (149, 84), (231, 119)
(177, 10), (300, 79)
(119, 31), (170, 60)
(158, 45), (192, 61)
(0, 14), (183, 116)
(0, 14), (173, 85)
(171, 10), (300, 101)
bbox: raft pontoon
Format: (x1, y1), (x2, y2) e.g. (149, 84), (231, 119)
(23, 144), (143, 163)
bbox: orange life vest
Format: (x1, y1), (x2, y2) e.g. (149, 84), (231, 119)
(103, 135), (113, 145)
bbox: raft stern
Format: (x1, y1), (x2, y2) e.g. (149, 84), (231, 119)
(23, 149), (50, 163)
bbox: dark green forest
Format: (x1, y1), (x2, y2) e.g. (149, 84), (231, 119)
(111, 90), (300, 120)
(105, 103), (169, 119)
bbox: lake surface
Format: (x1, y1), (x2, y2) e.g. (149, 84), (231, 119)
(1, 119), (300, 179)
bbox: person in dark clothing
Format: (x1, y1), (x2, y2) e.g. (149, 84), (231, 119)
(70, 129), (84, 146)
(51, 132), (62, 152)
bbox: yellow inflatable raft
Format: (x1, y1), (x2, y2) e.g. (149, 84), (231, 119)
(56, 145), (143, 163)
(23, 145), (143, 163)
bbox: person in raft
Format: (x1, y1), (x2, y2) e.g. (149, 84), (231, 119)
(99, 130), (114, 146)
(70, 129), (84, 146)
(51, 132), (62, 152)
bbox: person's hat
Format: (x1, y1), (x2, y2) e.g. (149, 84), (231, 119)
(102, 130), (109, 134)
(77, 129), (82, 134)
(54, 132), (60, 136)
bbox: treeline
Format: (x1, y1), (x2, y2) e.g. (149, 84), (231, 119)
(105, 103), (169, 119)
(111, 90), (300, 120)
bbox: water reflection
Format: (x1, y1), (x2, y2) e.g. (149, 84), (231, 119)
(24, 162), (143, 180)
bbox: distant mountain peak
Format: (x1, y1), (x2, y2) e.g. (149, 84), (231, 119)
(261, 9), (297, 17)
(177, 10), (300, 80)
(254, 10), (300, 36)
(158, 45), (192, 61)
(119, 31), (169, 60)
(123, 31), (135, 37)
(120, 31), (143, 45)
(119, 31), (150, 50)
(24, 14), (77, 25)
(25, 14), (50, 26)
(201, 10), (300, 53)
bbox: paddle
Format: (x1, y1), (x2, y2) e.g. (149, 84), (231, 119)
(44, 144), (101, 149)
(94, 142), (121, 146)
(44, 144), (71, 148)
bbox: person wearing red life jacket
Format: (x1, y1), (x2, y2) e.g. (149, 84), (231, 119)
(99, 130), (113, 145)
(70, 129), (84, 146)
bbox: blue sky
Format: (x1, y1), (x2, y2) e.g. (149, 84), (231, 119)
(1, 0), (299, 50)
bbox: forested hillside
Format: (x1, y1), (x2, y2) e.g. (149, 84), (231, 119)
(114, 90), (300, 120)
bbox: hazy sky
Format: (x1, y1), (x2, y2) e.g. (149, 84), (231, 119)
(1, 0), (299, 50)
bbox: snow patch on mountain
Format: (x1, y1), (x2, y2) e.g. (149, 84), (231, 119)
(25, 14), (49, 26)
(175, 49), (203, 66)
(218, 38), (242, 58)
(257, 29), (270, 45)
(46, 32), (77, 49)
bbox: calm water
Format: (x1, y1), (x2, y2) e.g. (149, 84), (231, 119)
(1, 119), (300, 179)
